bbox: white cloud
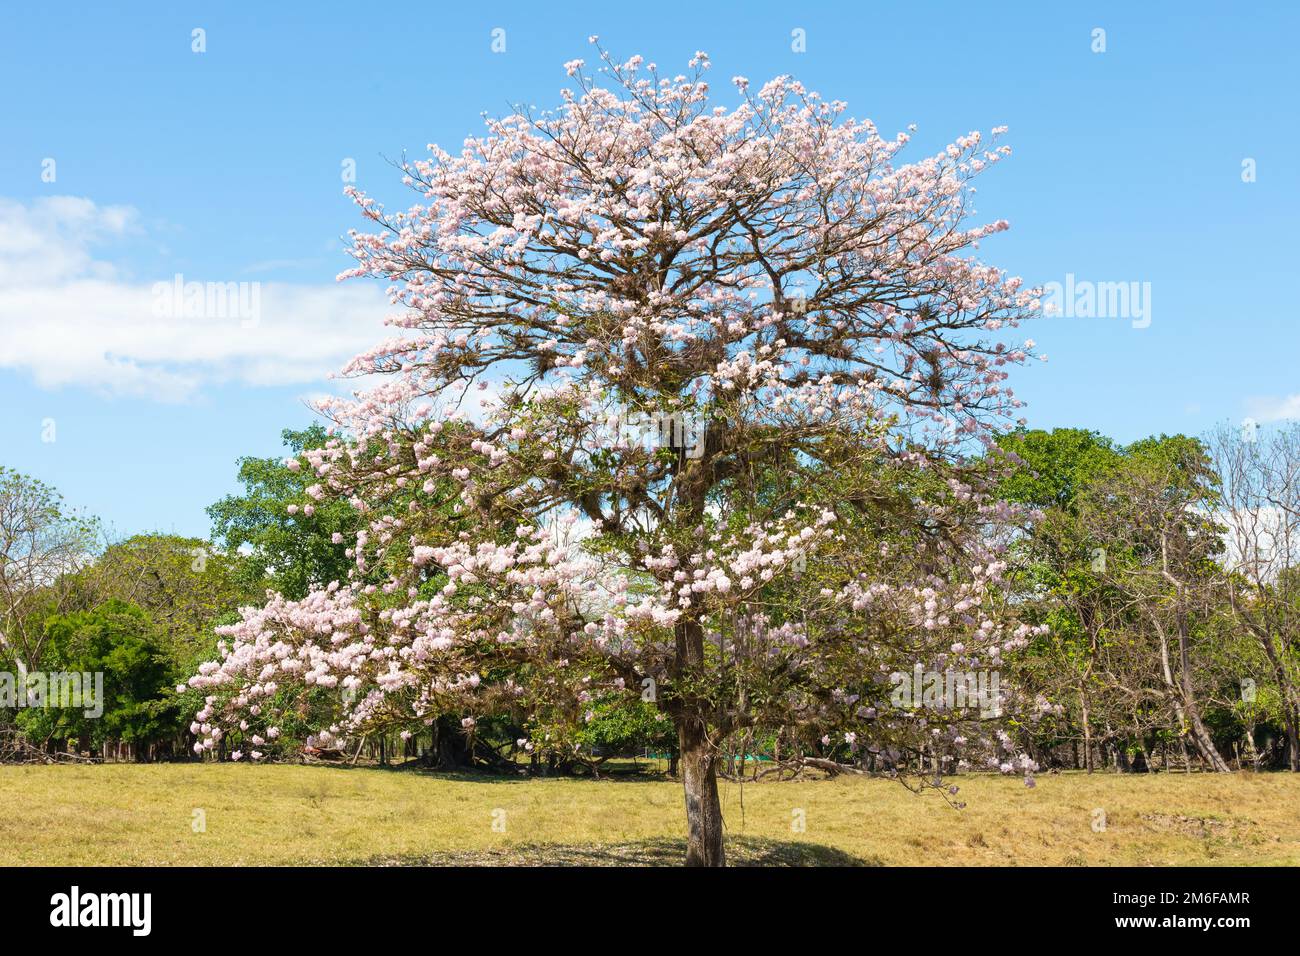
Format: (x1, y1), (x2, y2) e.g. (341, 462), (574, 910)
(1245, 394), (1300, 423)
(1216, 504), (1297, 582)
(0, 196), (135, 286)
(0, 196), (391, 402)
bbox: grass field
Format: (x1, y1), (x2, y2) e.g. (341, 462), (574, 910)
(1, 764), (1297, 866)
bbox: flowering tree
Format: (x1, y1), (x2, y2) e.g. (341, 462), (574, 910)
(0, 467), (99, 677)
(189, 44), (1047, 866)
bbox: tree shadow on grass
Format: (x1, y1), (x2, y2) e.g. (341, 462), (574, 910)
(312, 761), (675, 785)
(357, 836), (876, 867)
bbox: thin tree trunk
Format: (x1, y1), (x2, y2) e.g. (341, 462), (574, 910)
(1153, 616), (1231, 772)
(1243, 723), (1261, 772)
(1175, 617), (1231, 773)
(1080, 693), (1093, 773)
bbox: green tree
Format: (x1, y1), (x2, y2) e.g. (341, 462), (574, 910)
(18, 600), (175, 756)
(207, 426), (355, 600)
(997, 430), (1236, 772)
(0, 466), (99, 675)
(74, 533), (258, 667)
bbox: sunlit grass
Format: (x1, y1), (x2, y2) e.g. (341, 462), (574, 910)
(1, 763), (1296, 865)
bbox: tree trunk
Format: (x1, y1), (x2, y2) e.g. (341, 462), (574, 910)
(1254, 627), (1300, 771)
(1175, 619), (1231, 773)
(1243, 723), (1261, 772)
(677, 714), (724, 867)
(670, 460), (727, 866)
(1154, 616), (1231, 772)
(674, 616), (724, 867)
(427, 715), (472, 770)
(1080, 694), (1093, 773)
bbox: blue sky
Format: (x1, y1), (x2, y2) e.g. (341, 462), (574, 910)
(2, 1), (1296, 539)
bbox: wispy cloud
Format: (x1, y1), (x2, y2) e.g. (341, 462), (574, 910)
(1245, 394), (1300, 423)
(0, 196), (389, 402)
(240, 257), (328, 275)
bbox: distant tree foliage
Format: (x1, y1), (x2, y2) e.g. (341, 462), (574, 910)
(207, 426), (355, 600)
(17, 600), (174, 751)
(6, 419), (1300, 777)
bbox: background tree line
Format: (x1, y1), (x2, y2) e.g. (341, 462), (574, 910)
(2, 420), (1297, 773)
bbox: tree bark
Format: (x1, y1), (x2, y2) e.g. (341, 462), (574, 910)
(674, 616), (724, 867)
(1153, 615), (1231, 772)
(1079, 693), (1093, 773)
(1243, 723), (1261, 771)
(677, 713), (724, 867)
(669, 436), (729, 865)
(1174, 617), (1232, 773)
(427, 715), (472, 770)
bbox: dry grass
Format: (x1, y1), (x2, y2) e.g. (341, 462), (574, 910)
(0, 763), (1297, 866)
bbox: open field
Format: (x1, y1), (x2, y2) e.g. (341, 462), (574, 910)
(1, 765), (1298, 866)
